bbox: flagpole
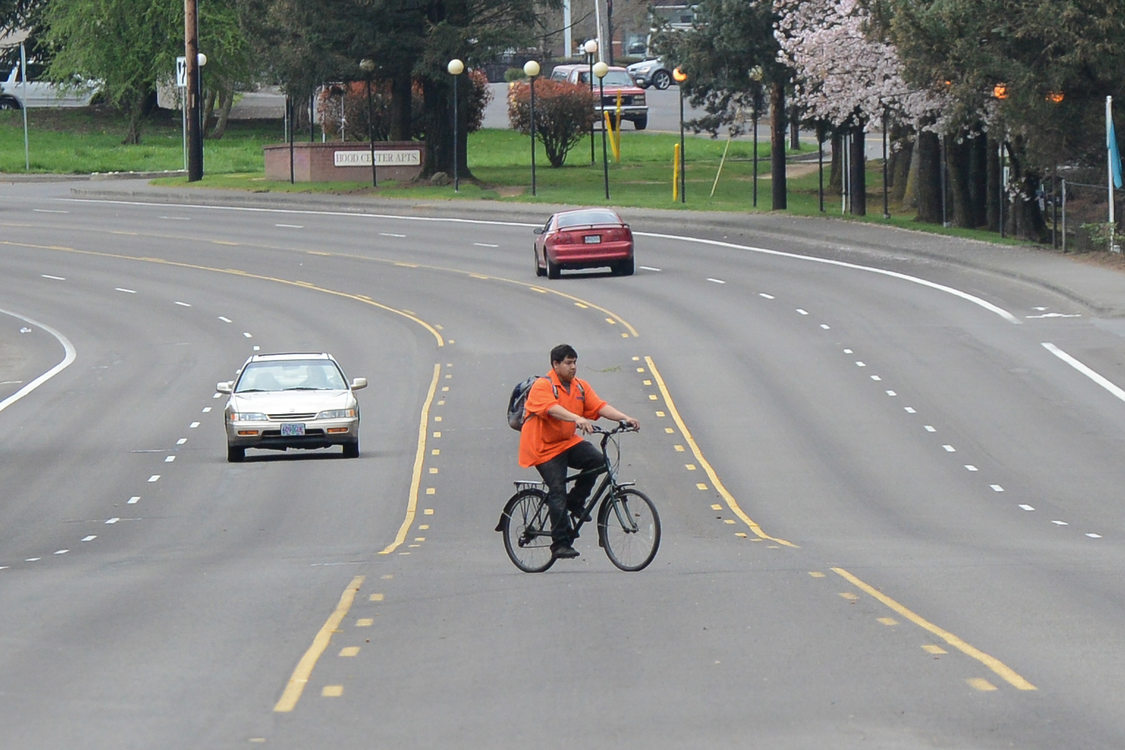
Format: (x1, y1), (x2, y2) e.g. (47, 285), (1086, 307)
(1109, 96), (1117, 251)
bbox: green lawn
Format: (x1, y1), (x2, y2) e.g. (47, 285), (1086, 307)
(0, 106), (1019, 245)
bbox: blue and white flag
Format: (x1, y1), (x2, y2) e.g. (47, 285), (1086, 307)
(1109, 96), (1123, 190)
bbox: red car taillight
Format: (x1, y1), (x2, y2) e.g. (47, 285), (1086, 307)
(547, 231), (579, 246)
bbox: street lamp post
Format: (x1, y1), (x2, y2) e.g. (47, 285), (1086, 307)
(360, 58), (377, 188)
(594, 61), (610, 200)
(447, 58), (464, 191)
(584, 39), (598, 164)
(673, 67), (687, 203)
(524, 60), (540, 196)
(752, 99), (759, 206)
(195, 52), (207, 164)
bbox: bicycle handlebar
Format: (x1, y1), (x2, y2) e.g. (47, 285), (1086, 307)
(590, 421), (638, 435)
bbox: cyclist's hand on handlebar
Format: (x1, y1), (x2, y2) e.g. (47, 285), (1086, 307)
(620, 417), (639, 432)
(575, 416), (595, 434)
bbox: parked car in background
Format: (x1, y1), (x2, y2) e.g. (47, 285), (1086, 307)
(549, 63), (648, 130)
(217, 352), (367, 462)
(626, 58), (673, 90)
(0, 62), (99, 109)
(533, 207), (635, 278)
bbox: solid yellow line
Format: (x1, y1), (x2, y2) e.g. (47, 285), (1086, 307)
(273, 575), (365, 712)
(831, 567), (1037, 691)
(644, 355), (796, 547)
(380, 362), (441, 555)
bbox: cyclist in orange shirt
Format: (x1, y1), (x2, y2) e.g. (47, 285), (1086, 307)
(518, 344), (639, 559)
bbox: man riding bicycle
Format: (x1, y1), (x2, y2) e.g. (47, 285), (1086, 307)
(517, 344), (640, 560)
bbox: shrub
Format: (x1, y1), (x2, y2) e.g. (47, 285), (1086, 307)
(507, 79), (596, 167)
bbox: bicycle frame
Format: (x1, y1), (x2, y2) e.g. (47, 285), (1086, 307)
(510, 425), (636, 542)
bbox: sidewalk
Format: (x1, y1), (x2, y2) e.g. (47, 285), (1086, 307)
(68, 180), (1125, 318)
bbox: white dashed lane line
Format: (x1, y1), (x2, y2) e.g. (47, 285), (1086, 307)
(757, 291), (1108, 542)
(0, 276), (252, 571)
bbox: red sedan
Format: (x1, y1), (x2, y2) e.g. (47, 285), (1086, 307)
(533, 207), (635, 278)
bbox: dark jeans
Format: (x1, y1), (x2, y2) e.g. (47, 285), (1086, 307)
(534, 440), (604, 545)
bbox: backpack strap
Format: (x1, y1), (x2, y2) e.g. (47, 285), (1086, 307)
(551, 380), (585, 399)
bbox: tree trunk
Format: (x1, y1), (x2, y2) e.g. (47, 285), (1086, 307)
(390, 73), (412, 141)
(770, 81), (786, 210)
(208, 86), (234, 140)
(829, 131), (842, 193)
(122, 90), (148, 145)
(890, 126), (912, 203)
(789, 103), (800, 150)
(946, 134), (973, 228)
(901, 136), (919, 209)
(1005, 140), (1048, 241)
(915, 129), (943, 223)
(849, 120), (866, 216)
(986, 136), (1002, 233)
(421, 79), (447, 178)
(968, 133), (988, 227)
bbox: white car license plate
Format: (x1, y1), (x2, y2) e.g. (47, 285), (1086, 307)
(584, 235), (601, 244)
(281, 423), (306, 436)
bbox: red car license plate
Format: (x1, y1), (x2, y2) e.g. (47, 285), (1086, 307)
(281, 423), (306, 436)
(583, 234), (601, 244)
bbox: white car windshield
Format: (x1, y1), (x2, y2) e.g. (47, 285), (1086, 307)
(235, 361), (347, 392)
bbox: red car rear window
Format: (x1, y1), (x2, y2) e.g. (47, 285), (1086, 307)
(557, 210), (620, 228)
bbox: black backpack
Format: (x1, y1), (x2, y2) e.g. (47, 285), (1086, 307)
(507, 375), (584, 431)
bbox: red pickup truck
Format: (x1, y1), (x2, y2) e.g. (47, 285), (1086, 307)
(548, 64), (648, 130)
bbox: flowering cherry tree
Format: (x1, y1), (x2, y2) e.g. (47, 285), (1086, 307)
(774, 0), (945, 216)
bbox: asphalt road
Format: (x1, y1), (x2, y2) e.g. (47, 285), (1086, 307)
(4, 182), (1125, 748)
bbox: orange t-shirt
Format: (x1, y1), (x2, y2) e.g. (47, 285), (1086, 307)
(517, 371), (605, 467)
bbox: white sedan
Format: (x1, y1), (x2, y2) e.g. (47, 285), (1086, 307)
(217, 352), (367, 462)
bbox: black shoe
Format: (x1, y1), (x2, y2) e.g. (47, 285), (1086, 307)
(551, 544), (580, 559)
(568, 505), (592, 523)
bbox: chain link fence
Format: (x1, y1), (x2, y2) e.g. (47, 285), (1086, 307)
(1043, 169), (1123, 253)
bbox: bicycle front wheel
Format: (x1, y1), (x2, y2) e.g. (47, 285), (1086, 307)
(599, 488), (660, 571)
(500, 488), (556, 573)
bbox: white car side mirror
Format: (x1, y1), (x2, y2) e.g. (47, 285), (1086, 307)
(351, 377), (368, 390)
(216, 381), (233, 393)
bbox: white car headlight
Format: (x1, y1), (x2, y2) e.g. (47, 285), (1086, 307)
(317, 408), (357, 420)
(229, 411), (268, 422)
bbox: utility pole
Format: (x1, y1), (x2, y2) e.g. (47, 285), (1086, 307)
(184, 0), (202, 181)
(606, 0), (614, 65)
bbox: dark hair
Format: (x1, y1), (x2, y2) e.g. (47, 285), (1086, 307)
(550, 344), (577, 363)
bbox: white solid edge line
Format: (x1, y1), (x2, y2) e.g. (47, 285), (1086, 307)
(641, 232), (1021, 325)
(63, 198), (1022, 324)
(0, 308), (77, 414)
(1042, 342), (1125, 403)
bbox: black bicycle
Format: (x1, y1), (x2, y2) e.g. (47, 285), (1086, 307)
(495, 423), (661, 572)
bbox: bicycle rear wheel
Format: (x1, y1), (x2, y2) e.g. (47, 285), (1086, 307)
(500, 488), (556, 572)
(599, 488), (660, 571)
